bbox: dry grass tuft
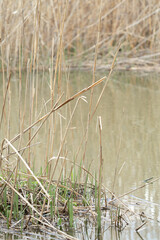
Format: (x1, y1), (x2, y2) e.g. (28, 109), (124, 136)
(0, 0), (160, 70)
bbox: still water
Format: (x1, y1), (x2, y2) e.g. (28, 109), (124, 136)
(0, 71), (160, 239)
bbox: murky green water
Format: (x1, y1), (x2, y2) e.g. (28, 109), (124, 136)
(0, 71), (160, 239)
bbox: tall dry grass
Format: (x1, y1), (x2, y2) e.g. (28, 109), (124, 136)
(0, 0), (159, 191)
(0, 0), (160, 70)
(0, 1), (159, 236)
(0, 0), (159, 198)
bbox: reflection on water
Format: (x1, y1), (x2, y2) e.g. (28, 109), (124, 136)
(0, 71), (160, 239)
(0, 218), (160, 240)
(0, 230), (60, 239)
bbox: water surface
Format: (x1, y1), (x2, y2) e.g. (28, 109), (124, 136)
(0, 71), (160, 239)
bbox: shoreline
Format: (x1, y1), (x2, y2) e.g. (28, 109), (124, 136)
(1, 61), (160, 74)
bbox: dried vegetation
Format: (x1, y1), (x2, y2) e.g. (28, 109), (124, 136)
(0, 1), (160, 239)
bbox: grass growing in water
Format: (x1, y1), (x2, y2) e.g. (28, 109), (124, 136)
(0, 2), (160, 239)
(0, 66), (159, 239)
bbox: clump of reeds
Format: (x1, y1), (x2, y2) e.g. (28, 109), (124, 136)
(0, 143), (158, 239)
(1, 0), (160, 71)
(0, 141), (127, 239)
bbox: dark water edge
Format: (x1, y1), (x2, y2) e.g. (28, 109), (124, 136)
(0, 219), (160, 240)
